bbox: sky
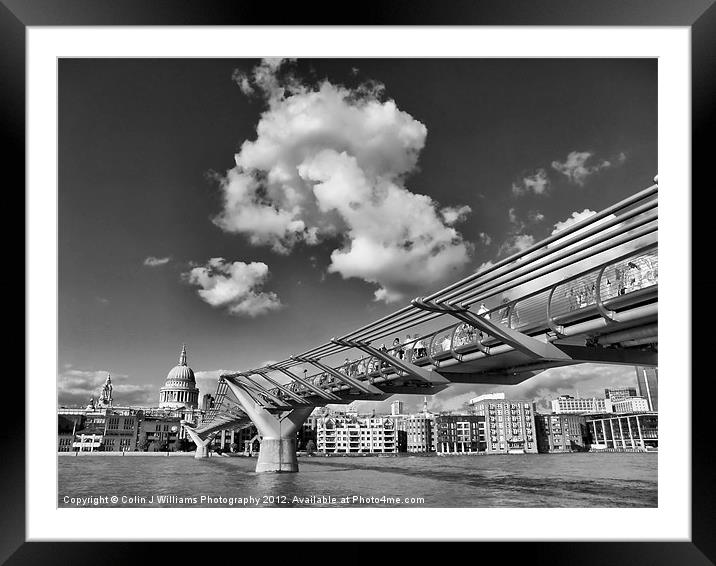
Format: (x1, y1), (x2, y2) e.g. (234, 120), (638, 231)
(58, 58), (657, 412)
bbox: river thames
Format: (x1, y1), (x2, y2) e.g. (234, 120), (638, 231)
(58, 452), (657, 507)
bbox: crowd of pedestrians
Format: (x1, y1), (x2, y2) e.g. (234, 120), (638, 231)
(567, 254), (658, 312)
(334, 333), (432, 379)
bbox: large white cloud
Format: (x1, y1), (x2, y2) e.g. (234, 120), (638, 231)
(183, 258), (282, 317)
(213, 60), (472, 302)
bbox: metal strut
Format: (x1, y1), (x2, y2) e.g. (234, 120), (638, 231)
(291, 356), (384, 395)
(330, 338), (450, 385)
(411, 298), (572, 361)
(222, 374), (293, 410)
(252, 370), (311, 405)
(267, 365), (342, 401)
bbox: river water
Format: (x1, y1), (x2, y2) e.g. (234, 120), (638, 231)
(58, 452), (657, 508)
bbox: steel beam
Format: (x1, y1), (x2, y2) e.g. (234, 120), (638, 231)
(330, 338), (450, 386)
(293, 356), (384, 395)
(412, 298), (573, 361)
(267, 365), (342, 401)
(253, 370), (311, 404)
(223, 374), (293, 410)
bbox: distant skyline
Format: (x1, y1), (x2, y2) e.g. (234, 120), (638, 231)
(58, 58), (657, 412)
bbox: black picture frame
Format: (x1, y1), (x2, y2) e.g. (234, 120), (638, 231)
(5, 0), (710, 562)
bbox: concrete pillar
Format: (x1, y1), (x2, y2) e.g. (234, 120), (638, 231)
(635, 415), (644, 448)
(608, 419), (616, 449)
(225, 378), (314, 473)
(184, 427), (214, 459)
(617, 418), (626, 449)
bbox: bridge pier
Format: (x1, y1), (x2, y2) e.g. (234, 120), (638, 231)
(225, 377), (314, 473)
(184, 426), (214, 459)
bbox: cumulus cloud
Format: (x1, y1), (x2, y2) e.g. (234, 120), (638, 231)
(183, 258), (282, 317)
(478, 259), (495, 272)
(441, 205), (472, 226)
(58, 369), (154, 407)
(194, 369), (232, 399)
(496, 207), (535, 257)
(213, 59), (472, 302)
(512, 168), (550, 196)
(499, 234), (536, 256)
(508, 207), (522, 229)
(552, 209), (600, 236)
(528, 211), (545, 223)
(143, 256), (171, 267)
(551, 151), (619, 186)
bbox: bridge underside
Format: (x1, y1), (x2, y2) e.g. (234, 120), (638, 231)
(434, 341), (657, 384)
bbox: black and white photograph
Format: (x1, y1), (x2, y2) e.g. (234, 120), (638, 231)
(5, 0), (708, 556)
(56, 56), (660, 508)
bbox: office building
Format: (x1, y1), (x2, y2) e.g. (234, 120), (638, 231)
(535, 414), (589, 453)
(316, 415), (398, 453)
(470, 398), (538, 454)
(635, 366), (658, 411)
(551, 395), (607, 414)
(605, 387), (637, 402)
(586, 413), (658, 450)
(433, 415), (484, 453)
(395, 413), (434, 452)
(102, 414), (139, 452)
(611, 396), (650, 414)
(469, 392), (506, 404)
(467, 392), (505, 405)
(137, 416), (182, 451)
(201, 393), (215, 413)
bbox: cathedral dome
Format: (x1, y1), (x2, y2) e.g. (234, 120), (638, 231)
(159, 344), (200, 410)
(166, 363), (196, 384)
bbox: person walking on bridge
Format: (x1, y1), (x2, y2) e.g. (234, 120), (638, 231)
(392, 337), (404, 360)
(403, 334), (414, 363)
(413, 334), (427, 359)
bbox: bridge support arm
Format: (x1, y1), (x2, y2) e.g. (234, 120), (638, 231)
(269, 365), (342, 401)
(331, 338), (449, 386)
(253, 371), (311, 405)
(226, 373), (295, 410)
(411, 298), (572, 361)
(184, 426), (216, 459)
(224, 376), (314, 472)
(293, 356), (385, 396)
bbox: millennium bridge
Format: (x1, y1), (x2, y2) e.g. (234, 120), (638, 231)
(184, 176), (658, 472)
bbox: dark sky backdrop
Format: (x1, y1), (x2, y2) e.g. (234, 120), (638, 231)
(58, 58), (657, 411)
